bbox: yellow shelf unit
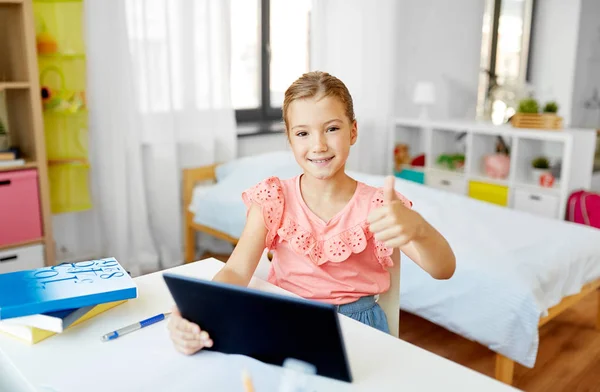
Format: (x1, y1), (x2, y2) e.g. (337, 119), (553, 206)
(33, 0), (91, 215)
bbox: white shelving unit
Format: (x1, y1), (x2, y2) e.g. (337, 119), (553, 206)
(393, 118), (598, 220)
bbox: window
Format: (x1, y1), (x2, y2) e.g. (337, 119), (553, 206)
(230, 0), (312, 125)
(477, 0), (536, 124)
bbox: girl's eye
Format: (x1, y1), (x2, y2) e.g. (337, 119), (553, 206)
(296, 131), (308, 137)
(327, 127), (339, 132)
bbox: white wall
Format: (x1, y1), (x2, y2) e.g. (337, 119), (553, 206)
(394, 0), (485, 120)
(570, 0), (600, 128)
(529, 0), (582, 127)
(52, 212), (104, 263)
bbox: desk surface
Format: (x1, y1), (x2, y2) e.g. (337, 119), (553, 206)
(0, 258), (520, 392)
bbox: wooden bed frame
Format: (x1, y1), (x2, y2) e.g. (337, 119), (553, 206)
(182, 164), (600, 386)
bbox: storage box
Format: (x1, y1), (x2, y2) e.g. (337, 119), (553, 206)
(395, 167), (425, 184)
(426, 171), (466, 195)
(513, 188), (559, 219)
(468, 181), (509, 206)
(0, 169), (43, 247)
(0, 244), (45, 274)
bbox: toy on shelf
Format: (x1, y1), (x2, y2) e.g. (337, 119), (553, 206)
(40, 66), (86, 113)
(436, 153), (465, 171)
(483, 136), (511, 179)
(483, 154), (510, 179)
(35, 17), (58, 55)
(410, 154), (425, 167)
(394, 143), (411, 172)
(36, 31), (58, 54)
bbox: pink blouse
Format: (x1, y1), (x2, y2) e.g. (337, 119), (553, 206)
(242, 175), (413, 305)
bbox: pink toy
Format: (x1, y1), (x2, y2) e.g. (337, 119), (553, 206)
(483, 154), (510, 179)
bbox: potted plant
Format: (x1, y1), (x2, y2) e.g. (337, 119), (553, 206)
(512, 98), (563, 129)
(518, 98), (540, 114)
(0, 117), (8, 150)
(543, 101), (559, 113)
(531, 156), (550, 184)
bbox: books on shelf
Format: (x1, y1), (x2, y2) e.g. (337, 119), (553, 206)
(0, 148), (25, 167)
(0, 159), (25, 167)
(0, 257), (137, 320)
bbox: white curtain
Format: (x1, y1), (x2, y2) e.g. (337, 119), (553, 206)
(310, 0), (398, 175)
(84, 0), (236, 275)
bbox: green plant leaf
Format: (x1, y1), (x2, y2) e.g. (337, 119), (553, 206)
(518, 98), (539, 114)
(543, 101), (559, 113)
(531, 156), (550, 169)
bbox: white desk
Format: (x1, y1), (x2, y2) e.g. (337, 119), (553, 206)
(0, 258), (520, 392)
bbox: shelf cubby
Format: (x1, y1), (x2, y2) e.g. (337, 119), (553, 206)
(469, 133), (513, 182)
(430, 127), (467, 173)
(0, 2), (29, 83)
(514, 137), (565, 187)
(395, 125), (426, 160)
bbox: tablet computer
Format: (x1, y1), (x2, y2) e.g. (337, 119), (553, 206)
(162, 272), (353, 383)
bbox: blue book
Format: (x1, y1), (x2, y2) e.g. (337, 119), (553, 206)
(0, 304), (96, 333)
(0, 257), (137, 320)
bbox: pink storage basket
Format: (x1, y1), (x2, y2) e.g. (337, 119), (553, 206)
(0, 169), (43, 246)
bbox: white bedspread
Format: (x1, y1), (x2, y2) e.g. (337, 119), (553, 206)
(189, 155), (600, 368)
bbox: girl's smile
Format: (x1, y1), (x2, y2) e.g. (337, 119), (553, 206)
(308, 156), (335, 167)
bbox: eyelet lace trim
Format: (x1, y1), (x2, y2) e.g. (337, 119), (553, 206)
(241, 177), (285, 249)
(243, 178), (411, 267)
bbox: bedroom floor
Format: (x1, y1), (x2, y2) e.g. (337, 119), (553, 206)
(400, 291), (600, 392)
(205, 252), (600, 391)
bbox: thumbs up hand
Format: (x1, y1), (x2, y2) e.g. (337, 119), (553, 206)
(367, 176), (424, 249)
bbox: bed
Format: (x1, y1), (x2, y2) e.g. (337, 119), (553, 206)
(182, 151), (600, 386)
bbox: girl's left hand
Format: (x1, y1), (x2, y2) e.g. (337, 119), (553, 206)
(367, 176), (425, 248)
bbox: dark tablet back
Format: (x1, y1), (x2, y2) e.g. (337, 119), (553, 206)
(163, 272), (352, 383)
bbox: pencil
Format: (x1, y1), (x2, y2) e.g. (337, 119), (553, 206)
(242, 369), (255, 392)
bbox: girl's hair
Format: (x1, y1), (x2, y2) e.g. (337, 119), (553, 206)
(282, 71), (355, 131)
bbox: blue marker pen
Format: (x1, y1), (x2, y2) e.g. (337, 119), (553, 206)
(101, 312), (171, 341)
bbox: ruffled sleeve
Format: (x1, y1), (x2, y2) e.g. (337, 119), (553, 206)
(242, 177), (285, 249)
(366, 188), (413, 267)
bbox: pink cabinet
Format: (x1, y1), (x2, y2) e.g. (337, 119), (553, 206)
(0, 169), (43, 246)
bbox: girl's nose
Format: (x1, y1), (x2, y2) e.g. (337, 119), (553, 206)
(312, 133), (327, 152)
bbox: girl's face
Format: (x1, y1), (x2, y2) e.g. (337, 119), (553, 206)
(286, 96), (357, 180)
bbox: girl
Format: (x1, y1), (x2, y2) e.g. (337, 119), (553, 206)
(168, 71), (456, 354)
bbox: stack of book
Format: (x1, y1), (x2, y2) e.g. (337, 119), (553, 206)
(0, 148), (25, 167)
(0, 257), (137, 344)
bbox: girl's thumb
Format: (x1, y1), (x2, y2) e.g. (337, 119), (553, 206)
(383, 176), (398, 204)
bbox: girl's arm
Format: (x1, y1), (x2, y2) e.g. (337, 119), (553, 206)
(377, 248), (401, 338)
(168, 203), (267, 356)
(368, 176), (456, 280)
(399, 221), (455, 280)
(212, 203), (268, 287)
